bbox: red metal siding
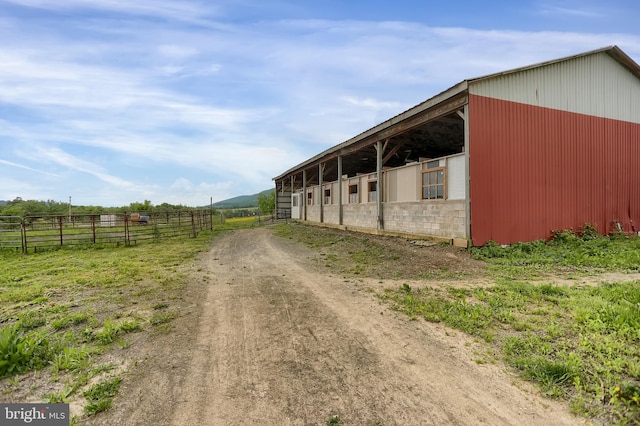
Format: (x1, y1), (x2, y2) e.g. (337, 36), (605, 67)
(469, 94), (640, 245)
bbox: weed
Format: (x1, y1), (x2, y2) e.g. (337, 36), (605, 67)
(472, 231), (640, 273)
(16, 311), (47, 331)
(50, 345), (93, 373)
(45, 386), (74, 403)
(91, 318), (142, 345)
(0, 325), (53, 378)
(326, 414), (343, 425)
(51, 313), (89, 330)
(150, 311), (178, 326)
(83, 377), (122, 415)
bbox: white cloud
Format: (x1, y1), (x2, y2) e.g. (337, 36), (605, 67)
(0, 177), (47, 201)
(31, 146), (143, 192)
(0, 159), (59, 177)
(535, 2), (604, 18)
(340, 96), (401, 110)
(1, 0), (219, 22)
(156, 44), (200, 59)
(1, 2), (639, 206)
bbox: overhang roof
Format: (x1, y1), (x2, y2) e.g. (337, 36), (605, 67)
(274, 45), (640, 181)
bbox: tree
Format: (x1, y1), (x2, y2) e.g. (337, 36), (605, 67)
(129, 200), (153, 211)
(257, 190), (275, 215)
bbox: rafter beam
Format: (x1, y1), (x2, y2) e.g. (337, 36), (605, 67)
(382, 143), (405, 164)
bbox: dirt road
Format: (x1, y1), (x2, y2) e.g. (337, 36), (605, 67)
(104, 227), (580, 425)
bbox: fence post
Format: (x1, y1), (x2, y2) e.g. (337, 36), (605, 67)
(191, 212), (196, 238)
(124, 214), (130, 246)
(91, 215), (96, 244)
(59, 215), (63, 247)
(21, 217), (27, 254)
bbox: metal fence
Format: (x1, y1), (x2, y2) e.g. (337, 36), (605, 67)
(0, 210), (213, 253)
(0, 216), (23, 250)
(275, 208), (291, 220)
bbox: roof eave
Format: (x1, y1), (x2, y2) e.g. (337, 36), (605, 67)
(273, 80), (469, 180)
(274, 45), (640, 182)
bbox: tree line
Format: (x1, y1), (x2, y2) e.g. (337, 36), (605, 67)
(0, 198), (193, 217)
(0, 190), (276, 218)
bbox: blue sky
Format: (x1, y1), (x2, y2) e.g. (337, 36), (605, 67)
(1, 0), (639, 207)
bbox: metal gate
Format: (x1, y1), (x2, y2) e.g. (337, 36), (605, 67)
(0, 216), (23, 251)
(0, 210), (213, 253)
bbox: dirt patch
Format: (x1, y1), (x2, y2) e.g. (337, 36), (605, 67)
(92, 227), (581, 425)
(279, 223), (487, 281)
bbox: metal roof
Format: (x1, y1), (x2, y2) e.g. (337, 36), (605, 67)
(274, 45), (640, 181)
(467, 45), (640, 84)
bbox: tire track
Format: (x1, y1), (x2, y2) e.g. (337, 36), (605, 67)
(166, 228), (580, 426)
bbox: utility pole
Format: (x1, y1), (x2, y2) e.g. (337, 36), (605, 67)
(68, 196), (72, 223)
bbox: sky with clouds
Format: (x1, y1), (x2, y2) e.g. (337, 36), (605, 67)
(1, 0), (639, 207)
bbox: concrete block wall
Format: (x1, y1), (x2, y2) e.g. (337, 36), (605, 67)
(383, 200), (466, 239)
(323, 205), (340, 224)
(342, 203), (377, 229)
(306, 205), (321, 222)
(302, 201), (465, 240)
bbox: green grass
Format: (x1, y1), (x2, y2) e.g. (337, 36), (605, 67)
(0, 222), (262, 422)
(83, 377), (122, 415)
(471, 229), (640, 279)
(0, 325), (54, 377)
(0, 222), (259, 419)
(380, 231), (640, 424)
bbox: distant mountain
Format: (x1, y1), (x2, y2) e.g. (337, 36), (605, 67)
(212, 189), (273, 209)
(0, 200), (8, 206)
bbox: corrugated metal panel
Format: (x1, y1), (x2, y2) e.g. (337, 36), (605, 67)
(470, 52), (640, 124)
(446, 154), (466, 200)
(469, 95), (640, 246)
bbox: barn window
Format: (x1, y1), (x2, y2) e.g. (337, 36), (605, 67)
(422, 168), (445, 200)
(368, 180), (377, 202)
(292, 194), (298, 207)
(307, 190), (313, 205)
(324, 187), (331, 205)
(349, 184), (359, 203)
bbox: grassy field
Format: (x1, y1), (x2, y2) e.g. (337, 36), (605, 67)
(0, 221), (257, 423)
(2, 221), (639, 424)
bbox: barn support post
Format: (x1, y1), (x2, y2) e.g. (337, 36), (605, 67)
(319, 162), (325, 223)
(302, 169), (307, 221)
(337, 155), (343, 225)
(273, 182), (279, 219)
(376, 140), (384, 230)
(290, 175), (295, 220)
(279, 180), (284, 219)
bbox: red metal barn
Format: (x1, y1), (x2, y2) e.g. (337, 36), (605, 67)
(274, 46), (640, 246)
